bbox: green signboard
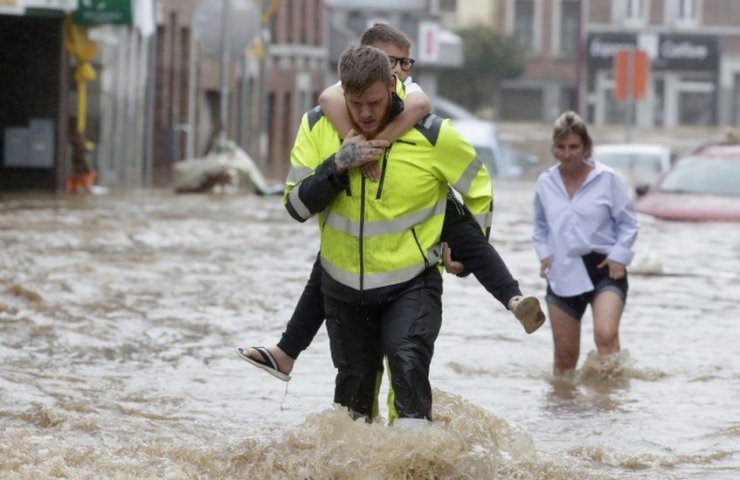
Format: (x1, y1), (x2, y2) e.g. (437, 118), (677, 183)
(74, 0), (132, 25)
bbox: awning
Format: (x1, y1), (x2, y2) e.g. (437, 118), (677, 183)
(1, 0), (154, 36)
(0, 0), (79, 16)
(0, 0), (138, 25)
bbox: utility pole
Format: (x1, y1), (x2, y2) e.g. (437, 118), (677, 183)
(218, 0), (233, 150)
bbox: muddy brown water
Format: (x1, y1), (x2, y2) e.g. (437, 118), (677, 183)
(1, 183), (738, 479)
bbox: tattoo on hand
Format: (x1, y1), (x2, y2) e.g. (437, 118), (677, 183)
(336, 142), (362, 169)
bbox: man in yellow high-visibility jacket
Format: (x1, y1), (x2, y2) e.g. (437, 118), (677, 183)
(284, 45), (492, 427)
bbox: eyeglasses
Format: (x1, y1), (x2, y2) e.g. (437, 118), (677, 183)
(388, 56), (416, 72)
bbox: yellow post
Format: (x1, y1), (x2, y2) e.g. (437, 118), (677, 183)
(63, 15), (98, 192)
(63, 14), (98, 134)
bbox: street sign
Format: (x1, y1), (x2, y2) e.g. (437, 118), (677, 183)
(75, 0), (132, 25)
(613, 49), (649, 101)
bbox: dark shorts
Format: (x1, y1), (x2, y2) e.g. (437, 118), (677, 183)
(545, 252), (628, 321)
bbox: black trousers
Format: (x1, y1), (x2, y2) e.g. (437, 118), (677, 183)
(324, 267), (443, 419)
(276, 190), (521, 359)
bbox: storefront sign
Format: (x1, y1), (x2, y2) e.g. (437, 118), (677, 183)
(587, 32), (637, 69)
(655, 34), (719, 71)
(588, 32), (719, 72)
(74, 0), (132, 25)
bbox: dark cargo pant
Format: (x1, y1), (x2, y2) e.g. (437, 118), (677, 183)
(323, 267), (443, 420)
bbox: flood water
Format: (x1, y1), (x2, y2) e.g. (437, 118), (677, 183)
(1, 181), (738, 479)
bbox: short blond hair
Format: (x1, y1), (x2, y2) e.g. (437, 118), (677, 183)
(360, 23), (411, 50)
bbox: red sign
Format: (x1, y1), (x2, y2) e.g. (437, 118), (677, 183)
(613, 49), (649, 101)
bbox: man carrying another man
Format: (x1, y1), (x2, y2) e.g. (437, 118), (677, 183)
(283, 45), (493, 428)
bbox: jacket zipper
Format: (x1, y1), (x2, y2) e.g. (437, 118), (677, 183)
(375, 146), (391, 200)
(411, 227), (430, 269)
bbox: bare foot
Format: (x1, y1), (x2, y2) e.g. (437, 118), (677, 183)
(243, 345), (295, 375)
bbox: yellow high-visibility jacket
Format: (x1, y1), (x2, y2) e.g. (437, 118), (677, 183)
(284, 99), (492, 292)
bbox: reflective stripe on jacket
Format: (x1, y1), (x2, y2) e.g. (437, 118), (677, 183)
(284, 107), (493, 292)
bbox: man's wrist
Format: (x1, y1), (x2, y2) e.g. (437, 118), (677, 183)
(335, 141), (362, 173)
(333, 157), (347, 174)
(321, 155), (349, 190)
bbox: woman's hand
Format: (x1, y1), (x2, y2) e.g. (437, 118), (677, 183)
(540, 257), (552, 278)
(598, 258), (626, 280)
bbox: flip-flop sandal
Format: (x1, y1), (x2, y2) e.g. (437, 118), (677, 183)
(236, 346), (291, 382)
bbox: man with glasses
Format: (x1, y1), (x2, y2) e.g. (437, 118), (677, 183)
(389, 55), (415, 71)
(237, 25), (544, 399)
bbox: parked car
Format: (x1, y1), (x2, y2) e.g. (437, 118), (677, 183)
(634, 144), (740, 222)
(430, 96), (525, 178)
(430, 95), (477, 120)
(592, 143), (676, 189)
(451, 118), (523, 178)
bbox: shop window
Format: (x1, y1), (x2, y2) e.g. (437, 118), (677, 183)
(604, 90), (627, 125)
(678, 0), (698, 20)
(440, 0), (457, 12)
(674, 0), (700, 27)
(654, 77), (665, 127)
(627, 0), (646, 19)
(559, 0), (579, 59)
(499, 87), (543, 121)
(560, 86), (577, 113)
(679, 91), (713, 126)
(314, 0), (323, 46)
(284, 0), (293, 44)
(514, 0), (536, 53)
(616, 0), (648, 26)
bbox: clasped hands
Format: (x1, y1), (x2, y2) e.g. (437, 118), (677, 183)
(334, 129), (387, 180)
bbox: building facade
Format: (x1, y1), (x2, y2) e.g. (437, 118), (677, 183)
(584, 0), (740, 128)
(0, 0), (327, 191)
(496, 0), (581, 122)
(262, 0), (326, 180)
(440, 0), (740, 128)
(154, 0), (327, 184)
(324, 0), (463, 104)
(0, 0), (156, 191)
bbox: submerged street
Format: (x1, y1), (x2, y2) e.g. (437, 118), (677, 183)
(1, 183), (738, 479)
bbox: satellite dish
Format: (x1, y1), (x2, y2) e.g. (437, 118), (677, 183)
(193, 0), (261, 58)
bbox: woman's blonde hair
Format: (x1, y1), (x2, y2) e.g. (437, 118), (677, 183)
(552, 111), (593, 158)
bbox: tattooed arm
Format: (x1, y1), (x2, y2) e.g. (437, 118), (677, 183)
(334, 130), (389, 174)
(285, 130), (388, 222)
